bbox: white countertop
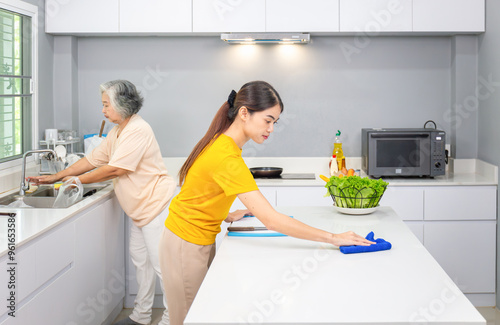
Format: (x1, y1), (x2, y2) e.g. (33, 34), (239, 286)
(0, 156), (496, 258)
(184, 206), (485, 325)
(164, 157), (498, 187)
(0, 182), (115, 257)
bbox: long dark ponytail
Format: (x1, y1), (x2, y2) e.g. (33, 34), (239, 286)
(179, 81), (283, 184)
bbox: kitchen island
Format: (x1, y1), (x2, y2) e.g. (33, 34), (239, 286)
(184, 206), (486, 324)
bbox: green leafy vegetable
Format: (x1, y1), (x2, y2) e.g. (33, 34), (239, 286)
(325, 176), (388, 208)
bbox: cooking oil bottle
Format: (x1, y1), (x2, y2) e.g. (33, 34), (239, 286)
(333, 130), (344, 170)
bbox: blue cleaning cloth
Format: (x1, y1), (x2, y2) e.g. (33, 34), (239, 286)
(339, 231), (392, 254)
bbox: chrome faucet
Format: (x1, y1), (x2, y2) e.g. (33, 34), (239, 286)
(20, 149), (57, 196)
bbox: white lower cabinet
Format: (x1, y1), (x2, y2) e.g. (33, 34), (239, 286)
(424, 221), (496, 293)
(379, 187), (425, 241)
(404, 221), (424, 243)
(276, 187), (332, 207)
(379, 186), (424, 221)
(103, 198), (126, 318)
(0, 242), (37, 309)
(10, 268), (76, 325)
(381, 185), (497, 298)
(72, 204), (107, 324)
(422, 186), (497, 296)
(0, 222), (76, 324)
(424, 186), (496, 221)
(0, 195), (125, 324)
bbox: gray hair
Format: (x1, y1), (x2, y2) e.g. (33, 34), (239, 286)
(100, 80), (144, 118)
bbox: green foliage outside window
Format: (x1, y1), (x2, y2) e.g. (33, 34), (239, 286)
(0, 8), (32, 162)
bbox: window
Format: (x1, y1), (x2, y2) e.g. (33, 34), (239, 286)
(0, 3), (35, 163)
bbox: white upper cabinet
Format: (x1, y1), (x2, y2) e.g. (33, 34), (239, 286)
(340, 0), (412, 32)
(413, 0), (485, 32)
(45, 0), (485, 34)
(120, 0), (192, 33)
(266, 0), (339, 32)
(192, 0), (266, 33)
(45, 0), (119, 33)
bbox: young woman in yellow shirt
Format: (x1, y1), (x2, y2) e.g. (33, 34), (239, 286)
(159, 80), (374, 325)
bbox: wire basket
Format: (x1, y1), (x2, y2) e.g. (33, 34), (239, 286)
(328, 185), (387, 209)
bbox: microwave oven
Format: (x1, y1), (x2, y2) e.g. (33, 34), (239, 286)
(361, 128), (446, 177)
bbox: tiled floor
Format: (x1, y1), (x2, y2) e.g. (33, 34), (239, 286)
(112, 309), (164, 324)
(112, 307), (500, 324)
(478, 307), (500, 324)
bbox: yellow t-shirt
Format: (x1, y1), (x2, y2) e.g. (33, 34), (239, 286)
(87, 114), (176, 227)
(166, 134), (258, 245)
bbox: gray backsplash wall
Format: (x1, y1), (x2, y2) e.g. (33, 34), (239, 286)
(53, 34), (479, 158)
(478, 2), (500, 166)
(477, 0), (500, 309)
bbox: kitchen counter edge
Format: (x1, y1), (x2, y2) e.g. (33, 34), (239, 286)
(0, 182), (115, 257)
(163, 157), (498, 187)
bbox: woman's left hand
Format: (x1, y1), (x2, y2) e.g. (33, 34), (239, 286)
(331, 231), (375, 247)
(224, 209), (252, 223)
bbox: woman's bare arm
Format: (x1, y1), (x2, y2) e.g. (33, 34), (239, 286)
(237, 190), (374, 247)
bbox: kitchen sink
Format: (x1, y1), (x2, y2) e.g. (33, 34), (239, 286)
(29, 185), (107, 198)
(0, 184), (109, 209)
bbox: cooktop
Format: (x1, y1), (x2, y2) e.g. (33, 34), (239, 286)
(253, 173), (316, 180)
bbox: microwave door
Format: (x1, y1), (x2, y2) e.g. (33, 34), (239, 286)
(369, 133), (431, 176)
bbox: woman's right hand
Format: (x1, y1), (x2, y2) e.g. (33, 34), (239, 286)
(27, 174), (61, 185)
(224, 209), (252, 223)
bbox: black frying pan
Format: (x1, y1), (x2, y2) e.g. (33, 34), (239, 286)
(250, 167), (283, 178)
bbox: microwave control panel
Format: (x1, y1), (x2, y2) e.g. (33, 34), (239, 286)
(430, 131), (446, 176)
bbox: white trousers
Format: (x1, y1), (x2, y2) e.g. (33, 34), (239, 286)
(129, 210), (169, 325)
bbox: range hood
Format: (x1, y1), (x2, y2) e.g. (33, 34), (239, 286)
(221, 33), (310, 44)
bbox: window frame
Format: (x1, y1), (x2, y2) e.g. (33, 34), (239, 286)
(0, 0), (38, 171)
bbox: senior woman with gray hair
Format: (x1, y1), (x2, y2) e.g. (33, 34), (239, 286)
(30, 80), (175, 325)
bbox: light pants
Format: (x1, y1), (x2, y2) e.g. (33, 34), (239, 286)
(159, 228), (216, 325)
(129, 210), (169, 325)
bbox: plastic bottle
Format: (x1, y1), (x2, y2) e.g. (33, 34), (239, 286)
(329, 155), (338, 176)
(333, 130), (344, 170)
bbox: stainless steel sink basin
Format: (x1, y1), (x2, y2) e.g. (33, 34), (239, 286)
(29, 185), (107, 198)
(29, 187), (57, 197)
(0, 184), (109, 208)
